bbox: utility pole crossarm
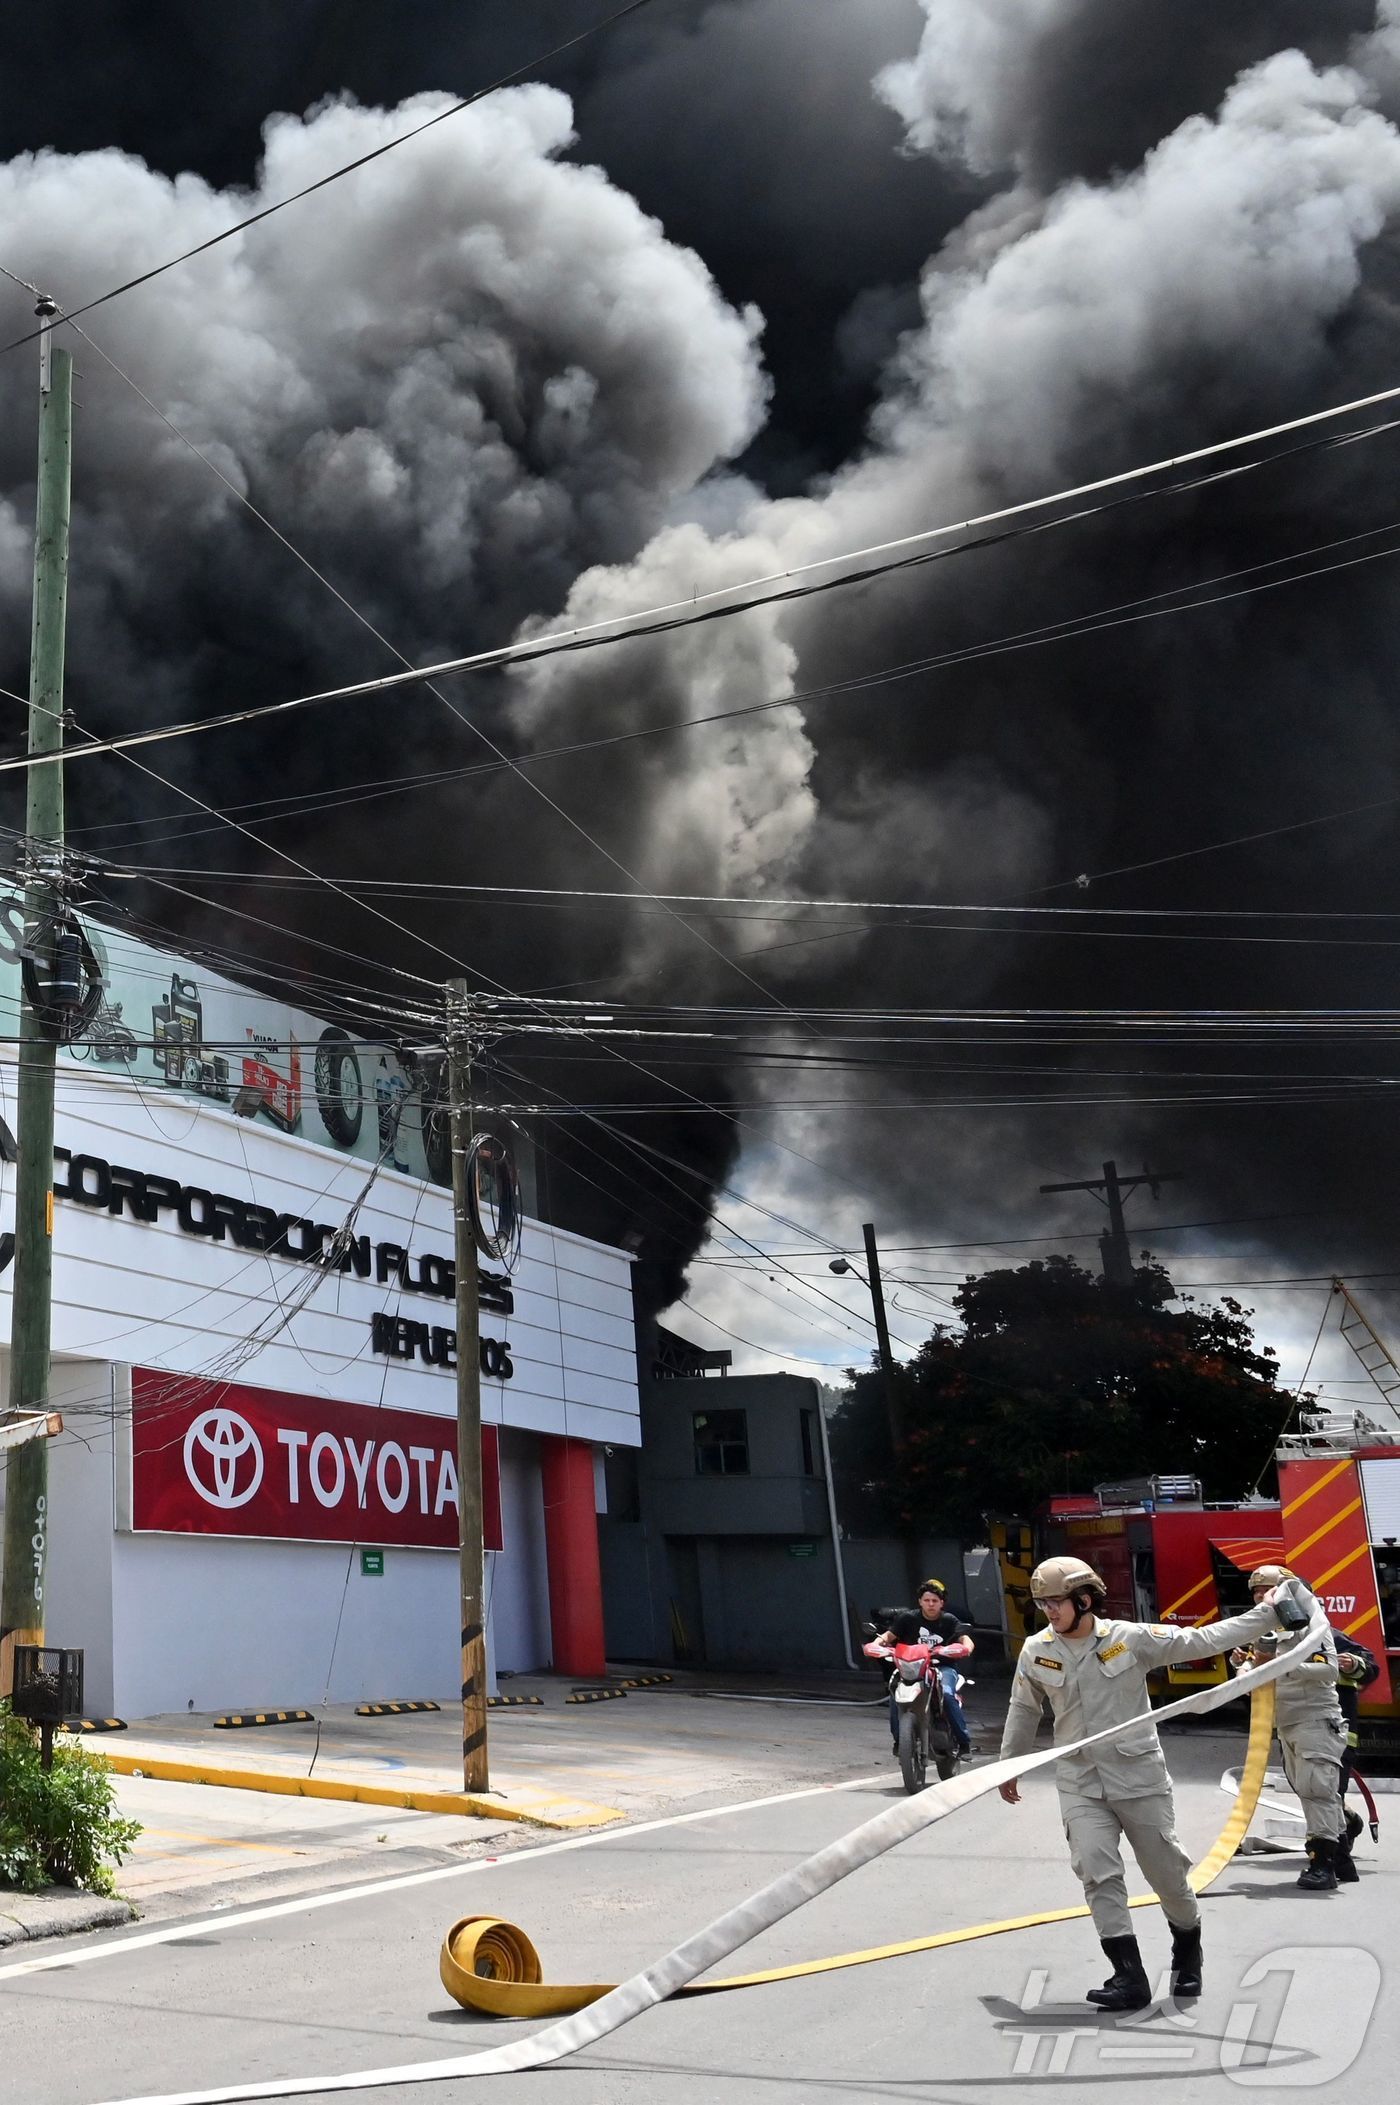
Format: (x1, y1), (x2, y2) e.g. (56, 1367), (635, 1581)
(1038, 1161), (1184, 1289)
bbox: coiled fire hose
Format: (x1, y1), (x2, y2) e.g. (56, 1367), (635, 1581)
(438, 1674), (1275, 2019)
(99, 1606), (1322, 2105)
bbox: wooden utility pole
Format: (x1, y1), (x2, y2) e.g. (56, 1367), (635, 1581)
(447, 979), (489, 1791)
(1039, 1161), (1183, 1285)
(1, 298), (71, 1697)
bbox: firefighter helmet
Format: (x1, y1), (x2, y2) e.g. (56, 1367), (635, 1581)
(1248, 1564), (1298, 1593)
(1030, 1556), (1107, 1602)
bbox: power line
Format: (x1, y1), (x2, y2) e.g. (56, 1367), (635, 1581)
(104, 869), (1400, 925)
(0, 2), (658, 355)
(56, 511), (1400, 858)
(10, 405), (1400, 789)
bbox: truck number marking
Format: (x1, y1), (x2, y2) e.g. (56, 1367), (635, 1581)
(1322, 1594), (1357, 1615)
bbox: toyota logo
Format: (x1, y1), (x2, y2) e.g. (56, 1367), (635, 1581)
(183, 1408), (264, 1510)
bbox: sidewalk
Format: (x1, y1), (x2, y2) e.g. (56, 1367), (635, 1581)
(45, 1664), (1025, 1926)
(106, 1666), (897, 1826)
(94, 1666), (903, 1918)
(0, 1888), (134, 1948)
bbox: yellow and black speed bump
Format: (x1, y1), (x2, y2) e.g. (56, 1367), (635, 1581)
(213, 1709), (315, 1728)
(354, 1700), (443, 1717)
(612, 1675), (673, 1689)
(487, 1694), (544, 1708)
(566, 1686), (628, 1704)
(61, 1717), (127, 1733)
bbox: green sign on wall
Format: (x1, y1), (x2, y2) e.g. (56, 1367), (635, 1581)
(360, 1548), (385, 1577)
(787, 1542), (818, 1560)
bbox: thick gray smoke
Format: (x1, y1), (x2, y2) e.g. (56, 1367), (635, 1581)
(0, 86), (764, 730)
(5, 5), (1400, 1352)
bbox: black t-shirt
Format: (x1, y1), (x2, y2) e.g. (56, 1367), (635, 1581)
(889, 1607), (969, 1648)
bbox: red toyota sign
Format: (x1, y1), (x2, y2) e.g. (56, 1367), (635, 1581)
(131, 1369), (503, 1551)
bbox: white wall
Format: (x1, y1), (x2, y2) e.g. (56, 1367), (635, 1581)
(2, 1356), (120, 1717)
(109, 1528), (465, 1716)
(4, 1348), (572, 1714)
(0, 1064), (641, 1449)
(0, 1061), (634, 1714)
(108, 1444), (555, 1713)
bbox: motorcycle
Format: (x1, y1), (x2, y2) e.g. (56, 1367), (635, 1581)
(862, 1632), (965, 1794)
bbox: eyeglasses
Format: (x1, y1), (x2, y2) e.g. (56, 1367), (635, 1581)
(1037, 1595), (1070, 1611)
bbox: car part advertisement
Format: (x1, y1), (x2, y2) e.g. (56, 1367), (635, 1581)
(0, 895), (448, 1182)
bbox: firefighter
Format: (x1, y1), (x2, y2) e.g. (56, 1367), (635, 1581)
(999, 1555), (1297, 2010)
(1228, 1565), (1348, 1891)
(1331, 1625), (1379, 1881)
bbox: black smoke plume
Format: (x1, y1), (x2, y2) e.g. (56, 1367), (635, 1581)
(5, 4), (1400, 1333)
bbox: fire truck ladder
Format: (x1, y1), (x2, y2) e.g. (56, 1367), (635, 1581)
(1332, 1277), (1400, 1426)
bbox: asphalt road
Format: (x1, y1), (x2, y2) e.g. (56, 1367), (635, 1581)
(2, 1726), (1392, 2104)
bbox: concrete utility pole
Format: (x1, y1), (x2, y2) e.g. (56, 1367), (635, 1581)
(1, 299), (72, 1697)
(447, 979), (489, 1792)
(1039, 1160), (1183, 1286)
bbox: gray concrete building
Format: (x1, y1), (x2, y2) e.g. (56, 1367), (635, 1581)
(600, 1348), (850, 1669)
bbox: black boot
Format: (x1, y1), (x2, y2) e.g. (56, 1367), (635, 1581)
(1297, 1837), (1339, 1891)
(1086, 1934), (1153, 2011)
(1169, 1923), (1203, 2000)
(1335, 1831), (1360, 1884)
(1344, 1807), (1363, 1845)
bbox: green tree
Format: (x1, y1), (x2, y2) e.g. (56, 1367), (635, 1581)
(827, 1254), (1298, 1541)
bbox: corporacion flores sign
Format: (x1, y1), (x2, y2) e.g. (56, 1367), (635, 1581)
(131, 1369), (504, 1551)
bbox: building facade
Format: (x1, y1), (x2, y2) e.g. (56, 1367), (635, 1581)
(0, 906), (639, 1716)
(601, 1346), (854, 1671)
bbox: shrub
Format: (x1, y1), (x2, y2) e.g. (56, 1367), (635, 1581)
(0, 1703), (142, 1895)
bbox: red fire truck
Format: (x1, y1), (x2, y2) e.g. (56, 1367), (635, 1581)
(992, 1442), (1400, 1752)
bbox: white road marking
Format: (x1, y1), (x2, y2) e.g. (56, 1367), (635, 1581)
(0, 1768), (889, 1983)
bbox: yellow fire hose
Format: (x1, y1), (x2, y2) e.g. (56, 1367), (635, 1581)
(441, 1682), (1277, 2020)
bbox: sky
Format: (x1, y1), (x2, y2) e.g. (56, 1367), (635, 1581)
(5, 3), (1400, 1389)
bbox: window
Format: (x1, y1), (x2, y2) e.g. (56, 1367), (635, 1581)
(693, 1409), (749, 1476)
(800, 1408), (817, 1476)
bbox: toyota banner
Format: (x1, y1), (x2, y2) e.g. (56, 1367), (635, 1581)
(131, 1369), (504, 1551)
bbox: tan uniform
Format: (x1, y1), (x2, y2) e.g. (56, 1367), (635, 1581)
(1000, 1601), (1281, 1938)
(1235, 1620), (1345, 1842)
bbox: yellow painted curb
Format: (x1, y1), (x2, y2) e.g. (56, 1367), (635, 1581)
(102, 1753), (622, 1831)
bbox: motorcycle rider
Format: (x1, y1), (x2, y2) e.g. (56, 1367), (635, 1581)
(999, 1555), (1299, 2011)
(1227, 1565), (1348, 1891)
(875, 1581), (974, 1757)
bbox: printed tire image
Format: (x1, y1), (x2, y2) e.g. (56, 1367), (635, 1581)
(897, 1707), (927, 1795)
(315, 1026), (363, 1147)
